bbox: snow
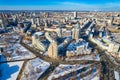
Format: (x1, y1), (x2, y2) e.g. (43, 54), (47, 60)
(21, 58), (50, 80)
(34, 32), (44, 36)
(0, 61), (24, 80)
(0, 33), (36, 62)
(66, 54), (100, 61)
(67, 39), (87, 51)
(81, 68), (100, 80)
(48, 64), (91, 80)
(114, 71), (120, 80)
(1, 43), (36, 62)
(82, 71), (99, 80)
(91, 76), (100, 80)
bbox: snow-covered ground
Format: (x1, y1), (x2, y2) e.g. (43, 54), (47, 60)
(66, 54), (100, 61)
(48, 64), (92, 80)
(0, 33), (36, 62)
(91, 76), (100, 80)
(1, 43), (36, 62)
(106, 52), (120, 66)
(114, 71), (120, 80)
(20, 58), (50, 80)
(82, 70), (100, 80)
(0, 61), (24, 80)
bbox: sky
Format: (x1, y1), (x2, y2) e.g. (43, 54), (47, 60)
(0, 0), (120, 11)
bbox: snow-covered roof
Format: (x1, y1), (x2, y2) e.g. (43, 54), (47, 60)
(34, 32), (44, 36)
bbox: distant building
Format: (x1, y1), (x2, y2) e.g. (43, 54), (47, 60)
(99, 31), (103, 37)
(99, 27), (106, 38)
(36, 18), (40, 26)
(44, 12), (49, 18)
(44, 19), (48, 28)
(111, 16), (114, 25)
(1, 13), (8, 29)
(62, 30), (72, 37)
(72, 23), (80, 40)
(73, 12), (77, 19)
(58, 23), (62, 37)
(89, 32), (94, 39)
(0, 19), (4, 28)
(31, 18), (35, 24)
(23, 22), (31, 33)
(0, 43), (6, 53)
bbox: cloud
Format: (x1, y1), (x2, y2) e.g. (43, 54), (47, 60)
(0, 1), (120, 11)
(56, 1), (120, 11)
(60, 2), (81, 5)
(58, 1), (93, 7)
(55, 2), (96, 10)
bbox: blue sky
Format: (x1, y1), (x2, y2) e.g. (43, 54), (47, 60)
(0, 0), (120, 10)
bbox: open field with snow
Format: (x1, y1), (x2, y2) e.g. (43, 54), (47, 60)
(20, 58), (50, 80)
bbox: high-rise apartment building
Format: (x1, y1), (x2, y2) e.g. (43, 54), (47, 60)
(73, 12), (77, 19)
(72, 23), (80, 40)
(48, 41), (58, 59)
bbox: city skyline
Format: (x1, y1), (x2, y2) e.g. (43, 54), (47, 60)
(0, 0), (120, 11)
(0, 5), (120, 80)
